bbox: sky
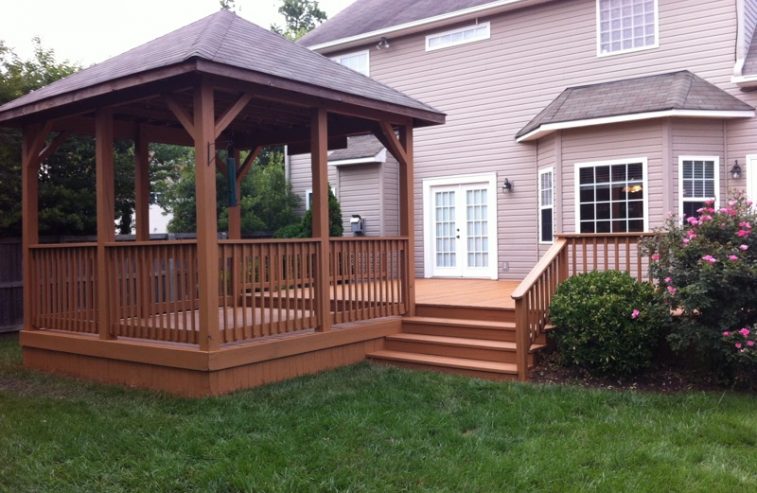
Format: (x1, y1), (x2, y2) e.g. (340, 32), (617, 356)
(0, 0), (352, 66)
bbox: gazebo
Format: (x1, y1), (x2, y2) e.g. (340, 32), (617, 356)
(0, 10), (444, 396)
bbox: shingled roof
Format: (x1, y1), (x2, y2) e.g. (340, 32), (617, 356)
(328, 135), (385, 161)
(516, 71), (753, 142)
(0, 9), (443, 124)
(300, 0), (501, 47)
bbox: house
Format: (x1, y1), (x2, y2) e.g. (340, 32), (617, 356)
(291, 0), (757, 281)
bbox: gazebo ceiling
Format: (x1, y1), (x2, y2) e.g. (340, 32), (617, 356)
(0, 10), (445, 147)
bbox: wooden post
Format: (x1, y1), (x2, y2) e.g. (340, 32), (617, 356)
(21, 126), (42, 330)
(95, 109), (116, 340)
(194, 82), (221, 350)
(399, 125), (416, 316)
(134, 126), (150, 241)
(228, 148), (242, 240)
(515, 298), (529, 381)
(310, 108), (332, 332)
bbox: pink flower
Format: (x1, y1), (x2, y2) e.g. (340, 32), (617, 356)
(739, 221), (752, 230)
(748, 341), (755, 347)
(739, 328), (751, 337)
(701, 214), (713, 222)
(667, 285), (677, 296)
(723, 331), (731, 337)
(701, 255), (717, 264)
(631, 309), (640, 320)
(735, 342), (743, 349)
(664, 277), (672, 283)
(748, 200), (754, 207)
(682, 238), (690, 245)
(686, 217), (699, 226)
(740, 244), (749, 251)
(728, 199), (737, 207)
(728, 255), (739, 261)
(687, 230), (697, 239)
(651, 253), (660, 262)
(705, 198), (715, 206)
(737, 229), (750, 238)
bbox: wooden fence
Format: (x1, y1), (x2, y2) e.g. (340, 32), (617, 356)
(0, 239), (22, 332)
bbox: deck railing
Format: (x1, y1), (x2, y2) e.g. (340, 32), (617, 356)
(511, 233), (655, 380)
(29, 243), (98, 333)
(329, 238), (409, 324)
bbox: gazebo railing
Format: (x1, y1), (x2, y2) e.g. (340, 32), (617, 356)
(29, 243), (98, 334)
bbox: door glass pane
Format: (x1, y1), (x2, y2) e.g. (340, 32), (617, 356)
(435, 191), (456, 267)
(466, 188), (488, 268)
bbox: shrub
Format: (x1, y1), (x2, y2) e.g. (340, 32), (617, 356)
(274, 186), (344, 238)
(644, 193), (756, 374)
(549, 270), (669, 377)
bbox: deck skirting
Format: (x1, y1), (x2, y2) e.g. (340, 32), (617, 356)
(20, 317), (401, 397)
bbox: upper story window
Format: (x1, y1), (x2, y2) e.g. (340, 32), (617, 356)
(426, 22), (490, 51)
(332, 50), (370, 76)
(597, 0), (658, 56)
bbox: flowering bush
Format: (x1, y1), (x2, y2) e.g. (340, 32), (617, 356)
(549, 271), (669, 377)
(722, 325), (757, 368)
(644, 193), (757, 373)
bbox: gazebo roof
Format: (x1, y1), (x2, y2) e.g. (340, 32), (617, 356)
(0, 10), (444, 128)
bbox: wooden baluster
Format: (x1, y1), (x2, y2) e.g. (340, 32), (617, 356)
(625, 236), (631, 274)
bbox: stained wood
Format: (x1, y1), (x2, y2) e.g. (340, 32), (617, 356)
(310, 108), (331, 332)
(193, 81), (221, 351)
(95, 109), (115, 340)
(134, 127), (150, 241)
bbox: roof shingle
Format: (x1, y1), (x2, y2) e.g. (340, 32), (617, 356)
(516, 71), (753, 140)
(0, 10), (442, 120)
(300, 0), (498, 47)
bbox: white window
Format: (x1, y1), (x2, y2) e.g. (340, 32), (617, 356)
(331, 50), (370, 76)
(305, 187), (336, 211)
(539, 168), (555, 243)
(679, 156), (719, 221)
(575, 159), (648, 233)
(426, 22), (490, 51)
(597, 0), (658, 56)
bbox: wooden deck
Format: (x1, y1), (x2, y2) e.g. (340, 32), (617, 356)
(416, 279), (518, 309)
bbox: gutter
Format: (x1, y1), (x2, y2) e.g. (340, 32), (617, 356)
(305, 0), (552, 54)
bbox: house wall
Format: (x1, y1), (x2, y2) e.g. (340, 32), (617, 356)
(744, 0), (757, 57)
(671, 119), (728, 211)
(302, 0), (757, 279)
(288, 153), (401, 236)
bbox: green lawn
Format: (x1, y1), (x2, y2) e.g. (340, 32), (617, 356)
(0, 334), (755, 493)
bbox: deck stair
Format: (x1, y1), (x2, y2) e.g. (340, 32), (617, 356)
(368, 310), (546, 380)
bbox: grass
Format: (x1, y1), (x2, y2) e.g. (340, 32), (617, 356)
(0, 333), (755, 493)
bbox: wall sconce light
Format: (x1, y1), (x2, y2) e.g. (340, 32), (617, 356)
(376, 37), (390, 49)
(731, 160), (742, 179)
(503, 178), (513, 192)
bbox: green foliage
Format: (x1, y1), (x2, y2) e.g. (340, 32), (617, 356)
(271, 0), (327, 40)
(162, 148), (301, 235)
(276, 186), (343, 238)
(549, 270), (669, 377)
(644, 193), (757, 375)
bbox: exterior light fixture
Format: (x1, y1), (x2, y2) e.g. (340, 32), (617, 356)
(731, 160), (742, 179)
(503, 178), (513, 192)
(376, 37), (390, 49)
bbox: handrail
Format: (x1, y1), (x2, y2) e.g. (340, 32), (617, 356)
(219, 238), (319, 245)
(30, 242), (97, 249)
(512, 232), (653, 381)
(511, 239), (567, 300)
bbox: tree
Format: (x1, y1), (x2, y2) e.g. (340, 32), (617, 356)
(271, 0), (327, 40)
(218, 0), (237, 11)
(160, 147), (301, 236)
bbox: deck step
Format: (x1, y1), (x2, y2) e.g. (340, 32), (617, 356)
(386, 333), (543, 364)
(368, 350), (519, 381)
(415, 304), (515, 322)
(402, 316), (516, 342)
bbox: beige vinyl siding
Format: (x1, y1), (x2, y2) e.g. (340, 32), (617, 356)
(311, 0), (757, 278)
(337, 163), (382, 235)
(671, 119), (727, 209)
(382, 156), (401, 236)
(745, 0), (757, 55)
(560, 121), (665, 233)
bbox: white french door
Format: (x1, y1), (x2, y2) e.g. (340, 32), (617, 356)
(425, 175), (497, 279)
